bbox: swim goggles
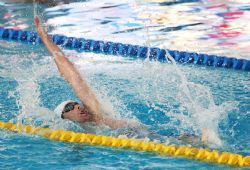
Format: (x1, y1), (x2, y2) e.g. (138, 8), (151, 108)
(61, 102), (79, 119)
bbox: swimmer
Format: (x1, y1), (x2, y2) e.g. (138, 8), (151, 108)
(34, 16), (129, 129)
(34, 16), (208, 145)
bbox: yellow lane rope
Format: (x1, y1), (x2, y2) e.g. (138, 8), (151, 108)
(0, 121), (249, 167)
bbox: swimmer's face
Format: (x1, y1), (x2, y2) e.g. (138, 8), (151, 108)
(62, 103), (92, 123)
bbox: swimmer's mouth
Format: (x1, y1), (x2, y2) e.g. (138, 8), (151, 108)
(80, 112), (86, 115)
(80, 111), (90, 116)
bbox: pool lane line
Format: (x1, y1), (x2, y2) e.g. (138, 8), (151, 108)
(0, 27), (249, 71)
(0, 121), (249, 167)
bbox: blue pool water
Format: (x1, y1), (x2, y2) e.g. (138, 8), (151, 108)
(0, 0), (250, 169)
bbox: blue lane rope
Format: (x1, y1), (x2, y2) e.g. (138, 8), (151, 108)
(0, 27), (249, 71)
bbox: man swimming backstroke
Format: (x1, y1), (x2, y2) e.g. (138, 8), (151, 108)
(34, 16), (208, 145)
(34, 16), (130, 130)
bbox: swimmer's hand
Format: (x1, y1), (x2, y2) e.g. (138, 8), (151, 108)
(34, 16), (40, 28)
(201, 128), (208, 145)
(34, 16), (54, 50)
(34, 16), (47, 40)
(177, 128), (208, 145)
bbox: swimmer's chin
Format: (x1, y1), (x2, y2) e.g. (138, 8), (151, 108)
(77, 114), (95, 123)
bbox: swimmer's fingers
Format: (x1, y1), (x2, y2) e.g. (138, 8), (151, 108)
(34, 16), (46, 37)
(118, 135), (128, 139)
(177, 133), (189, 140)
(34, 15), (40, 28)
(34, 16), (50, 45)
(34, 15), (43, 33)
(201, 128), (208, 144)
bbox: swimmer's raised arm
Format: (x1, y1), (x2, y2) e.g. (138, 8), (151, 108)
(34, 16), (142, 130)
(34, 16), (101, 116)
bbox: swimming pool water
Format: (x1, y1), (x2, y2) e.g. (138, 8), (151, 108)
(0, 0), (250, 169)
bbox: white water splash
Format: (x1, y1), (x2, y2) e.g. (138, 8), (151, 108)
(0, 53), (56, 125)
(132, 0), (230, 147)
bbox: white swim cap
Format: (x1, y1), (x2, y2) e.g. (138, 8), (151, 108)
(54, 100), (75, 119)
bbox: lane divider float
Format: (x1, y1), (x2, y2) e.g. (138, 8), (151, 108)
(0, 121), (249, 167)
(0, 27), (249, 71)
